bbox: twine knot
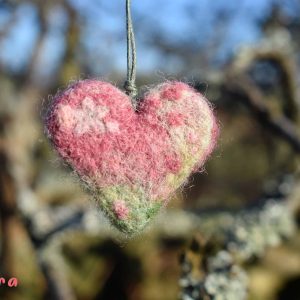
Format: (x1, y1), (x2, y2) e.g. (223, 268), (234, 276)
(124, 80), (138, 99)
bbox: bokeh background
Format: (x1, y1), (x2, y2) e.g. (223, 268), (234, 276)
(0, 0), (300, 299)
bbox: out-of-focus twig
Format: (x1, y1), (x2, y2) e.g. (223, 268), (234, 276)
(0, 138), (46, 300)
(180, 175), (298, 300)
(223, 75), (300, 153)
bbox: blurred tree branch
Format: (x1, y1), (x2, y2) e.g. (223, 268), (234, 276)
(0, 136), (46, 299)
(223, 75), (300, 153)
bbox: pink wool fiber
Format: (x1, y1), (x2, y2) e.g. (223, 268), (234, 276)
(45, 80), (219, 234)
(113, 200), (129, 220)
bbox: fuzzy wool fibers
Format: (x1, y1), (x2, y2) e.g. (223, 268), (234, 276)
(45, 80), (219, 234)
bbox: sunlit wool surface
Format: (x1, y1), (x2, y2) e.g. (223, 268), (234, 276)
(46, 80), (219, 234)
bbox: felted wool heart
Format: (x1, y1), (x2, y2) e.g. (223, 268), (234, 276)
(45, 80), (219, 235)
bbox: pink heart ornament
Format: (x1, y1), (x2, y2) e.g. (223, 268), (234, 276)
(46, 80), (219, 234)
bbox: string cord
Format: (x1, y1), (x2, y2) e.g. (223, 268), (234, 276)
(124, 0), (138, 103)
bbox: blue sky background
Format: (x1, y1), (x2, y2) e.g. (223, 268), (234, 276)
(0, 0), (299, 77)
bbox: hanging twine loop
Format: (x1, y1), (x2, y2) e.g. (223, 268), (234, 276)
(124, 0), (138, 106)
